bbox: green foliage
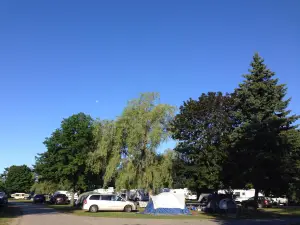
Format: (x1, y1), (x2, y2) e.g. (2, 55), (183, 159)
(103, 93), (176, 190)
(34, 113), (95, 199)
(170, 92), (234, 192)
(0, 180), (6, 192)
(4, 165), (34, 194)
(30, 180), (71, 194)
(87, 120), (119, 188)
(228, 53), (299, 193)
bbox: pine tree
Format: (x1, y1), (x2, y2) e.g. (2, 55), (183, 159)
(230, 53), (299, 199)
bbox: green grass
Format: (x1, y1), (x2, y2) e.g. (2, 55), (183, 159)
(48, 204), (300, 220)
(0, 205), (20, 225)
(48, 204), (217, 220)
(236, 207), (300, 219)
(8, 199), (32, 203)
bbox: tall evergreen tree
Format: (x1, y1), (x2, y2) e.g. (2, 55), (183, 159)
(229, 53), (299, 199)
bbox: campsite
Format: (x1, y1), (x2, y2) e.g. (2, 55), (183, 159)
(1, 1), (300, 225)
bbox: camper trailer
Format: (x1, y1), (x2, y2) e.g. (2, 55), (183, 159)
(170, 188), (197, 200)
(93, 187), (114, 195)
(11, 193), (30, 200)
(218, 189), (264, 203)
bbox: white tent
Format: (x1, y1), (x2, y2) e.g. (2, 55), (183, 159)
(143, 192), (190, 215)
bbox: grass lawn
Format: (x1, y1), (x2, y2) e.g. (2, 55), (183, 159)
(0, 205), (20, 225)
(8, 199), (32, 203)
(48, 204), (300, 220)
(236, 207), (300, 219)
(48, 204), (217, 220)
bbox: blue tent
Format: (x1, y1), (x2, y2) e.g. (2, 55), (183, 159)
(143, 192), (191, 215)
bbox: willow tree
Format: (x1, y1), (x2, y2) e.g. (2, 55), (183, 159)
(87, 119), (121, 187)
(103, 93), (175, 191)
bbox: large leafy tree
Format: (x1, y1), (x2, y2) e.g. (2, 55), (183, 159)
(87, 119), (118, 188)
(170, 92), (234, 194)
(4, 165), (34, 194)
(229, 53), (299, 199)
(102, 93), (175, 191)
(35, 112), (95, 204)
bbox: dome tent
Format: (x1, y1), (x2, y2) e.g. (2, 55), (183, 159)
(143, 192), (191, 215)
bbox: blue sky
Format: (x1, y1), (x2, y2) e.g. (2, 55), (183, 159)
(0, 0), (299, 172)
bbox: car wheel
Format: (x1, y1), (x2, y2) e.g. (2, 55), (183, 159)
(89, 205), (98, 213)
(124, 205), (132, 212)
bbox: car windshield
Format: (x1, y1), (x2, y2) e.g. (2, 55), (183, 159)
(57, 194), (65, 198)
(0, 192), (5, 197)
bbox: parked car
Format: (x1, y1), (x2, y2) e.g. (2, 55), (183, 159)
(82, 194), (136, 213)
(242, 197), (272, 209)
(50, 194), (68, 205)
(0, 192), (8, 205)
(33, 194), (46, 204)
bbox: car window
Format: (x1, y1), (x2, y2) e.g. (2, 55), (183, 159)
(101, 195), (113, 201)
(89, 195), (100, 200)
(115, 196), (123, 201)
(234, 192), (240, 197)
(248, 197), (254, 200)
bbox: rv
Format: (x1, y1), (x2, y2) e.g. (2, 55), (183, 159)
(11, 193), (30, 200)
(218, 189), (264, 203)
(170, 188), (197, 200)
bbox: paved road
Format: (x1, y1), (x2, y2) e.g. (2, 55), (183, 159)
(12, 202), (300, 225)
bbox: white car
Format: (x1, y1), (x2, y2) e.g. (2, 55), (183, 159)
(82, 194), (136, 213)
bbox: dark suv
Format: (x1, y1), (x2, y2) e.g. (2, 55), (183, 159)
(242, 197), (271, 209)
(33, 194), (46, 204)
(50, 194), (68, 205)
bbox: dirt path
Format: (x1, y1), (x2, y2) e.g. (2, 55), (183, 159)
(13, 202), (300, 225)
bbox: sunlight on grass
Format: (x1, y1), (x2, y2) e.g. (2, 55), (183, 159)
(48, 205), (216, 220)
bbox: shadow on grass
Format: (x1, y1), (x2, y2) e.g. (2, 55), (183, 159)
(4, 201), (300, 225)
(0, 204), (21, 219)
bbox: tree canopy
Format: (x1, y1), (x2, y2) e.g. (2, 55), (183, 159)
(170, 92), (234, 193)
(34, 112), (95, 203)
(4, 165), (34, 194)
(89, 93), (176, 191)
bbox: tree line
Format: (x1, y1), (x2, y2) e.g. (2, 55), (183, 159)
(1, 53), (300, 204)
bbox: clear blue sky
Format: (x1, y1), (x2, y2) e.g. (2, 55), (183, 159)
(0, 0), (299, 172)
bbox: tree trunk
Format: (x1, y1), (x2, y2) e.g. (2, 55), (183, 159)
(71, 186), (75, 206)
(254, 188), (259, 203)
(71, 192), (74, 206)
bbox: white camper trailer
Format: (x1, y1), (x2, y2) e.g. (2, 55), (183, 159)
(218, 189), (264, 203)
(170, 188), (197, 200)
(11, 193), (30, 200)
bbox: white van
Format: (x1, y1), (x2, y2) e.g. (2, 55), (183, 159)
(11, 193), (30, 200)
